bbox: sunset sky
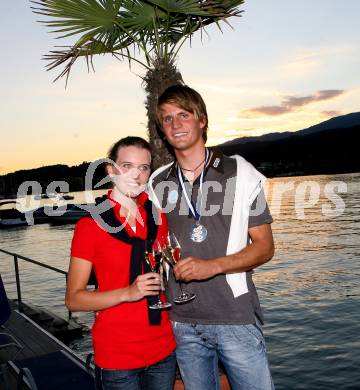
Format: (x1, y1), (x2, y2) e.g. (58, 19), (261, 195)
(2, 1), (359, 175)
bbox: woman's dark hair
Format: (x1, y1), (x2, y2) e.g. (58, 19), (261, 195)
(107, 136), (151, 163)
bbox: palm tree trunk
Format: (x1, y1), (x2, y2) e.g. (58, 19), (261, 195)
(143, 58), (184, 170)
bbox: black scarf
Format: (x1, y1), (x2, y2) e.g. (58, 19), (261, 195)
(93, 195), (161, 325)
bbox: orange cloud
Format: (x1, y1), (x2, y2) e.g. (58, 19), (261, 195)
(242, 106), (290, 117)
(241, 89), (345, 117)
(321, 110), (341, 118)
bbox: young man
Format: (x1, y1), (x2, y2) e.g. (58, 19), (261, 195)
(148, 85), (275, 390)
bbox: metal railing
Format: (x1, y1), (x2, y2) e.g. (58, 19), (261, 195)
(0, 248), (97, 320)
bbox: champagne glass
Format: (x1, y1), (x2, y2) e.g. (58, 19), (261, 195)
(144, 240), (172, 310)
(163, 233), (196, 304)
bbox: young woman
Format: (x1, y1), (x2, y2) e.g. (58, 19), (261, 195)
(66, 137), (176, 390)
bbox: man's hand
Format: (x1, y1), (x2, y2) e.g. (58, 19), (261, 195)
(172, 225), (274, 283)
(173, 257), (220, 282)
(127, 273), (160, 302)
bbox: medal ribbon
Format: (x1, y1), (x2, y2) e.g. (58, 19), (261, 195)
(177, 149), (210, 223)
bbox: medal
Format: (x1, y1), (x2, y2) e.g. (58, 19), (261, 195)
(190, 222), (208, 243)
(178, 149), (210, 243)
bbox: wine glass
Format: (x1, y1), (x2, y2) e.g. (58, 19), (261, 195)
(163, 233), (196, 304)
(144, 240), (172, 310)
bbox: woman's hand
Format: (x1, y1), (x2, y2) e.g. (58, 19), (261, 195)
(66, 258), (161, 311)
(126, 272), (161, 302)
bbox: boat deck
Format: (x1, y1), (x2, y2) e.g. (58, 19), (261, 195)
(0, 306), (230, 389)
(0, 307), (92, 389)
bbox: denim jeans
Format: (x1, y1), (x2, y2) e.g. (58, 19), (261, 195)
(172, 321), (274, 390)
(95, 351), (176, 390)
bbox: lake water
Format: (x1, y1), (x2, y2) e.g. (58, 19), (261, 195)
(1, 173), (359, 389)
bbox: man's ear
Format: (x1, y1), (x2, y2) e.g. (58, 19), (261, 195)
(199, 115), (207, 130)
(106, 164), (115, 178)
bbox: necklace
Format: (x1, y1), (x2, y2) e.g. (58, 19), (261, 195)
(177, 149), (210, 243)
(179, 155), (206, 173)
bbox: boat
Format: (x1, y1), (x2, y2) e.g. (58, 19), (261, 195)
(0, 200), (18, 207)
(34, 193), (64, 200)
(0, 250), (231, 389)
(33, 193), (75, 201)
(30, 206), (50, 224)
(33, 193), (58, 200)
(48, 204), (92, 224)
(60, 194), (74, 200)
(27, 203), (91, 225)
(41, 193), (58, 199)
(0, 208), (28, 229)
(0, 264), (94, 389)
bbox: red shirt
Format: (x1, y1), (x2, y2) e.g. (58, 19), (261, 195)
(71, 191), (176, 369)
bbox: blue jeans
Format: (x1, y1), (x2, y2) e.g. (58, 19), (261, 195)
(172, 321), (274, 390)
(95, 351), (176, 390)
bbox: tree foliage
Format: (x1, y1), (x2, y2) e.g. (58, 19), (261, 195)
(31, 0), (244, 83)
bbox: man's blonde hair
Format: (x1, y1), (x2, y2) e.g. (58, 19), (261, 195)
(156, 84), (208, 143)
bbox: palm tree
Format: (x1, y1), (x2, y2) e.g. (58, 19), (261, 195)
(31, 0), (245, 168)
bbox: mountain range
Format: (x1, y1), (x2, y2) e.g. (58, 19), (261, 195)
(218, 112), (360, 176)
(1, 112), (359, 197)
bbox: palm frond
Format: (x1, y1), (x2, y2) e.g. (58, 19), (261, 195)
(31, 0), (123, 44)
(31, 0), (245, 83)
(144, 0), (207, 15)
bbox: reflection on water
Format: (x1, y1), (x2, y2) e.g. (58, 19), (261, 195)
(1, 174), (359, 389)
(256, 173), (360, 389)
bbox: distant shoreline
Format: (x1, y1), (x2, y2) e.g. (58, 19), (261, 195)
(1, 170), (358, 201)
